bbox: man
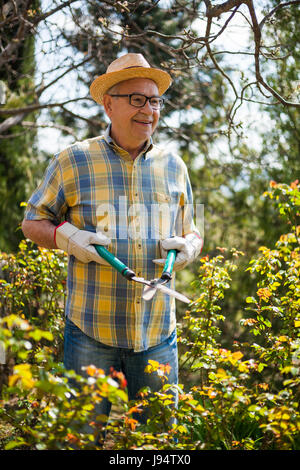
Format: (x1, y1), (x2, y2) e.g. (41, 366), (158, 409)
(22, 53), (202, 435)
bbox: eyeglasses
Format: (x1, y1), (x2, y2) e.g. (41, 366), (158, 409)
(108, 93), (164, 110)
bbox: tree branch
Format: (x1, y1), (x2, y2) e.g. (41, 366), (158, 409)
(22, 120), (78, 139)
(0, 112), (27, 134)
(35, 55), (92, 97)
(247, 0), (300, 107)
(205, 0), (246, 18)
(0, 97), (91, 117)
(259, 0), (300, 31)
(0, 0), (80, 68)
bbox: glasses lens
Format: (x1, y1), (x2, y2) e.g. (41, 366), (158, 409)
(149, 97), (163, 109)
(130, 94), (164, 109)
(130, 94), (147, 107)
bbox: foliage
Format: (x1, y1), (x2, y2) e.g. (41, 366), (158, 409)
(0, 181), (299, 450)
(0, 242), (127, 450)
(0, 0), (41, 252)
(0, 239), (67, 362)
(108, 180), (300, 450)
(0, 326), (128, 450)
(260, 1), (300, 183)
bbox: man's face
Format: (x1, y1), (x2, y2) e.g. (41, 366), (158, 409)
(103, 78), (160, 154)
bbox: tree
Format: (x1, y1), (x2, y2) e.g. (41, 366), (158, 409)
(2, 1), (299, 143)
(0, 0), (41, 251)
(259, 1), (300, 183)
(0, 0), (299, 258)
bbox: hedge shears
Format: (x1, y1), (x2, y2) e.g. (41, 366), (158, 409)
(142, 249), (178, 301)
(94, 245), (191, 304)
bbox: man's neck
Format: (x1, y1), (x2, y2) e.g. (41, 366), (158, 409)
(109, 130), (147, 160)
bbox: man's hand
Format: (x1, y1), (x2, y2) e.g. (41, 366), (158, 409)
(152, 233), (203, 271)
(55, 222), (111, 265)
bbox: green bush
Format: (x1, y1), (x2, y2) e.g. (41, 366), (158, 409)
(0, 242), (128, 450)
(109, 180), (300, 450)
(0, 181), (299, 450)
(0, 240), (67, 363)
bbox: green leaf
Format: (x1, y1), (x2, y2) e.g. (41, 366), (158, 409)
(28, 329), (53, 341)
(257, 363), (266, 372)
(5, 438), (28, 450)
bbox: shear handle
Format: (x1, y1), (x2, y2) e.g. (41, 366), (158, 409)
(160, 249), (177, 282)
(94, 245), (136, 280)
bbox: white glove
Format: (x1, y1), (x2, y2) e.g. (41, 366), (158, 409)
(153, 233), (203, 271)
(54, 222), (111, 265)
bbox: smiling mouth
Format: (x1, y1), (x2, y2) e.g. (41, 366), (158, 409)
(134, 120), (152, 125)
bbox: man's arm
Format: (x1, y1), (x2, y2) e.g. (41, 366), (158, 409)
(21, 219), (112, 265)
(21, 219), (57, 249)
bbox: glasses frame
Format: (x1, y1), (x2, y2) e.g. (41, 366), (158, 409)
(108, 93), (164, 110)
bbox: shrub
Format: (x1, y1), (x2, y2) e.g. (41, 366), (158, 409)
(0, 243), (128, 450)
(0, 240), (67, 364)
(0, 180), (299, 450)
(108, 181), (300, 450)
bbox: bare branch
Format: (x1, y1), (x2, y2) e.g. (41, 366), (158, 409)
(247, 0), (300, 108)
(60, 106), (105, 129)
(203, 12), (238, 100)
(0, 97), (91, 117)
(1, 0), (299, 140)
(205, 0), (246, 18)
(259, 1), (300, 31)
(0, 0), (80, 68)
(22, 120), (78, 139)
(0, 112), (27, 134)
(207, 3), (241, 44)
(36, 55), (92, 97)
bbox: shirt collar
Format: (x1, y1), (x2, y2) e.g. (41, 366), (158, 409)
(103, 125), (153, 160)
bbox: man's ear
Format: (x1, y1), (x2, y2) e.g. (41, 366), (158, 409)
(103, 94), (113, 117)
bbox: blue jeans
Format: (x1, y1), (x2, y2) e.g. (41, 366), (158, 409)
(63, 316), (178, 434)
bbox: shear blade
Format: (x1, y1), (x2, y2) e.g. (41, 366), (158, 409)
(131, 276), (191, 305)
(142, 284), (158, 301)
(155, 283), (191, 304)
(142, 282), (191, 304)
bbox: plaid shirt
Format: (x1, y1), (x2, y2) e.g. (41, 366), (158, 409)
(24, 128), (198, 351)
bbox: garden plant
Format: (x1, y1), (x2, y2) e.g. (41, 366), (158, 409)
(0, 181), (299, 450)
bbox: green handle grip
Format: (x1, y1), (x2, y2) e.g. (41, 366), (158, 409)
(161, 249), (177, 281)
(94, 245), (135, 280)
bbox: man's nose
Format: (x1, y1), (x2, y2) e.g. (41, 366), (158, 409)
(141, 98), (154, 113)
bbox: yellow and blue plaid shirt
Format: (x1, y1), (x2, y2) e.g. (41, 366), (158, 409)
(24, 128), (197, 351)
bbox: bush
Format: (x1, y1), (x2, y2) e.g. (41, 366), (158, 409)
(0, 240), (67, 363)
(0, 242), (128, 450)
(0, 181), (299, 450)
(109, 180), (300, 450)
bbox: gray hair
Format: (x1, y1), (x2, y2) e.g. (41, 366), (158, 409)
(106, 83), (122, 95)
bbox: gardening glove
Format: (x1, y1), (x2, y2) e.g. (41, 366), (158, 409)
(54, 221), (111, 265)
(152, 233), (203, 271)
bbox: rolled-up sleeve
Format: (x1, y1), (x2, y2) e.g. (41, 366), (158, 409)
(24, 155), (67, 224)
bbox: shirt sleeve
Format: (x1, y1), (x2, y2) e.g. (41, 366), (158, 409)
(24, 155), (67, 225)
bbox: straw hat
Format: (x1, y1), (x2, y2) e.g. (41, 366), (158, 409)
(90, 53), (172, 105)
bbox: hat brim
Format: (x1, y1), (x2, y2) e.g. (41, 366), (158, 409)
(90, 67), (172, 105)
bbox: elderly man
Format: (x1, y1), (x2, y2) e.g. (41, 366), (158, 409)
(22, 53), (202, 436)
